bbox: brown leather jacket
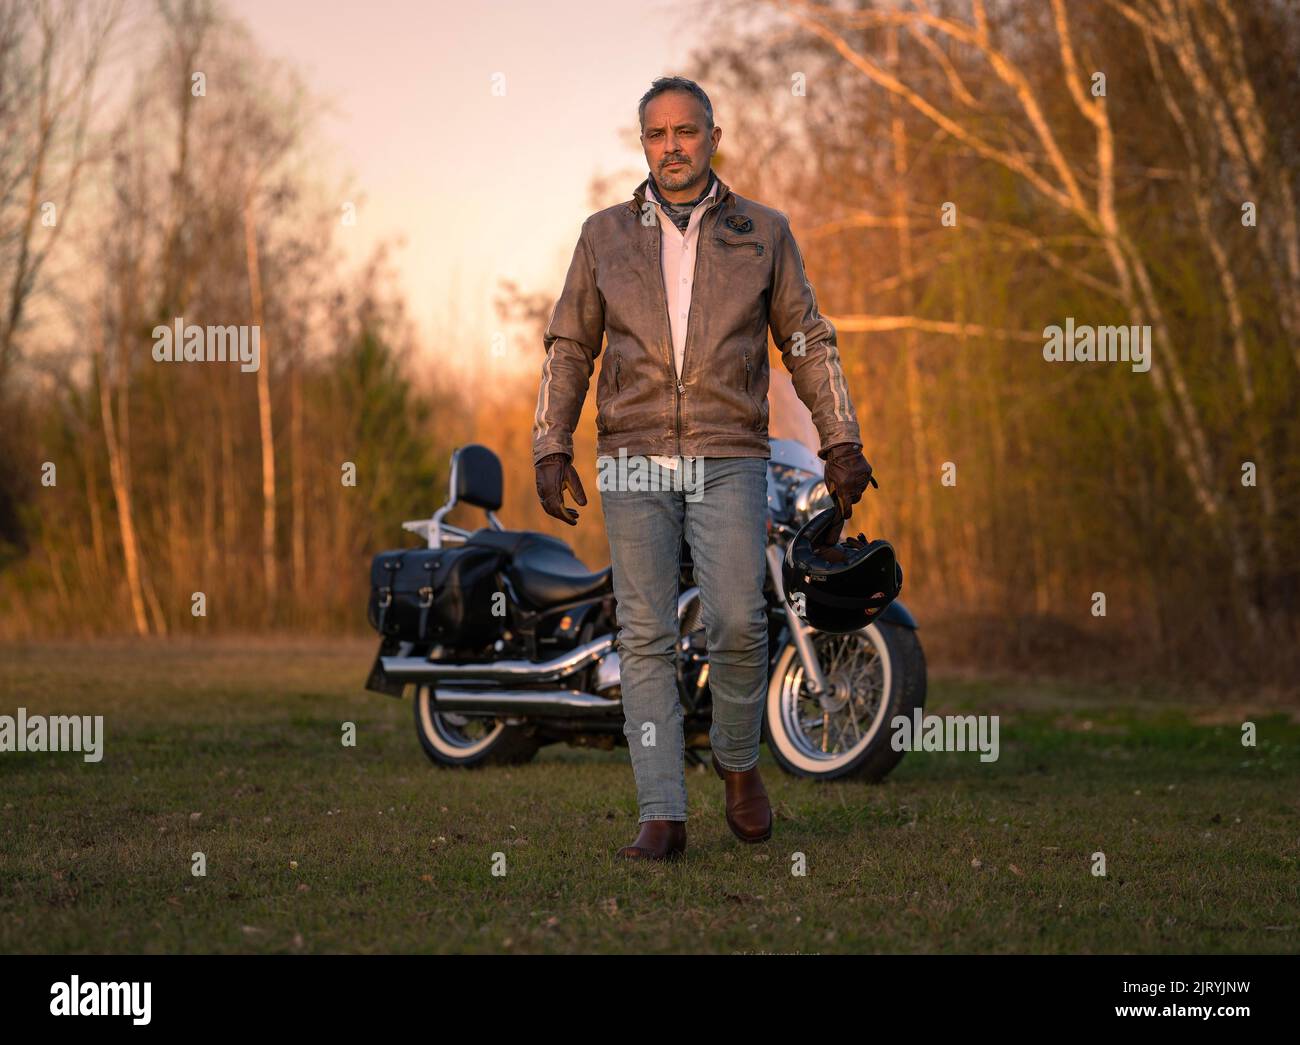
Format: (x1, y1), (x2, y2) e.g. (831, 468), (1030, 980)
(531, 170), (861, 466)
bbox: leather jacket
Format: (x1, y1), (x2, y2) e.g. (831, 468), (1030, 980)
(531, 170), (861, 466)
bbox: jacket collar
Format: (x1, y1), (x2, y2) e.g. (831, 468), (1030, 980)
(630, 167), (733, 215)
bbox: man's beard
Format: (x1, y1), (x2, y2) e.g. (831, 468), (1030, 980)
(658, 159), (698, 191)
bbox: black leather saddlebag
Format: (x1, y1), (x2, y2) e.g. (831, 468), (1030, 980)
(367, 545), (506, 646)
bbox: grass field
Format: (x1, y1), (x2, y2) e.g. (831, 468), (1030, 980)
(1, 638), (1297, 954)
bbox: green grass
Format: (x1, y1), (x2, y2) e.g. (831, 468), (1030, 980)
(1, 638), (1297, 954)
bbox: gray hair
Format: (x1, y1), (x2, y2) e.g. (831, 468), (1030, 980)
(638, 76), (714, 132)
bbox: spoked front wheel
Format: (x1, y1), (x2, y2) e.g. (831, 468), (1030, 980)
(764, 622), (926, 781)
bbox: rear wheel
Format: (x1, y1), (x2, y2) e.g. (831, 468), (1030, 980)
(764, 621), (926, 782)
(413, 685), (541, 768)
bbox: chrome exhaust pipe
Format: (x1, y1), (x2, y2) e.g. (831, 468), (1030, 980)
(431, 687), (621, 716)
(380, 634), (614, 685)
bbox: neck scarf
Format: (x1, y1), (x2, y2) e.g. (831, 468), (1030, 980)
(648, 168), (717, 233)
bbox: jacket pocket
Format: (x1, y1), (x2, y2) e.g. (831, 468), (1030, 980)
(597, 350), (620, 434)
(715, 234), (771, 310)
(715, 233), (766, 258)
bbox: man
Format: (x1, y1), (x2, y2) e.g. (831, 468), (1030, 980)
(532, 77), (875, 861)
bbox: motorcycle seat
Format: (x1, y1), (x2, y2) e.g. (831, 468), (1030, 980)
(467, 528), (612, 607)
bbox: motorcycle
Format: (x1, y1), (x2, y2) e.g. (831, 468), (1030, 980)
(365, 439), (926, 782)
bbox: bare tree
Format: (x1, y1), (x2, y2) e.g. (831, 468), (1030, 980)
(0, 0), (122, 384)
(773, 0), (1293, 633)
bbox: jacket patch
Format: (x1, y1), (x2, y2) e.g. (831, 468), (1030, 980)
(725, 214), (754, 234)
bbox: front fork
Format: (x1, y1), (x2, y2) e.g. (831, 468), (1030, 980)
(673, 546), (829, 703)
(764, 544), (829, 697)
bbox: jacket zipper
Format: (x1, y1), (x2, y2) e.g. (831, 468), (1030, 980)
(716, 237), (765, 257)
(675, 377), (682, 459)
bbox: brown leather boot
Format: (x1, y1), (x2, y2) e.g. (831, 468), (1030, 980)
(615, 819), (687, 861)
(712, 751), (773, 843)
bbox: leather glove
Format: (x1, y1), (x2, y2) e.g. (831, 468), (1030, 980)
(535, 452), (587, 526)
(822, 443), (877, 521)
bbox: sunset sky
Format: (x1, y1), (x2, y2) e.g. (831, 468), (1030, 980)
(225, 0), (702, 360)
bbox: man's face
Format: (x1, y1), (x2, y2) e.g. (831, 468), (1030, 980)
(640, 91), (722, 198)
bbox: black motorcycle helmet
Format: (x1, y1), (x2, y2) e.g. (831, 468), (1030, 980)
(782, 503), (902, 634)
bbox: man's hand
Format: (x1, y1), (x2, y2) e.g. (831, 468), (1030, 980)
(535, 452), (587, 526)
(822, 443), (878, 520)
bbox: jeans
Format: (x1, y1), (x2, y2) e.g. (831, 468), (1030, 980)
(599, 455), (770, 823)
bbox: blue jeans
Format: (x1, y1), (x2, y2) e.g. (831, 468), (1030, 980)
(599, 455), (769, 823)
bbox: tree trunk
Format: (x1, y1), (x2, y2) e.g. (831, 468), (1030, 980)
(887, 27), (936, 581)
(94, 325), (149, 637)
(244, 189), (277, 614)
